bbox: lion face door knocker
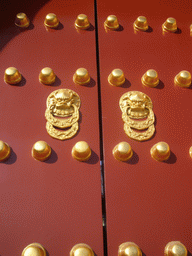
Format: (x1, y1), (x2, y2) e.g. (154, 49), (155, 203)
(119, 91), (155, 141)
(45, 89), (81, 140)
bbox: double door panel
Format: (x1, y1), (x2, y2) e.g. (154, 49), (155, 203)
(0, 0), (103, 255)
(97, 0), (192, 255)
(1, 0), (192, 255)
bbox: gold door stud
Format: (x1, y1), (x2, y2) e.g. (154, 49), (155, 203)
(118, 242), (142, 256)
(39, 67), (56, 85)
(113, 142), (133, 161)
(32, 141), (52, 161)
(22, 243), (46, 256)
(150, 142), (170, 162)
(164, 241), (187, 256)
(44, 13), (59, 28)
(174, 71), (191, 88)
(75, 14), (90, 30)
(4, 67), (22, 85)
(141, 69), (159, 88)
(104, 15), (119, 30)
(189, 146), (192, 158)
(0, 140), (11, 162)
(15, 13), (30, 28)
(108, 69), (125, 87)
(72, 141), (91, 161)
(73, 68), (90, 85)
(162, 18), (177, 33)
(70, 244), (94, 256)
(133, 16), (148, 31)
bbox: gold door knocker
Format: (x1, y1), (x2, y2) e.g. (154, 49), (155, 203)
(119, 91), (155, 141)
(45, 89), (80, 140)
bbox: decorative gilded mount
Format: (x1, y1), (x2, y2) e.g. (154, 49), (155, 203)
(119, 91), (155, 141)
(45, 89), (80, 140)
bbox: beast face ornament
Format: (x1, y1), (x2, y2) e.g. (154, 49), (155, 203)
(119, 91), (155, 141)
(45, 89), (80, 140)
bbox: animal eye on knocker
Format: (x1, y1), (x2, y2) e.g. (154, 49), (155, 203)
(119, 91), (155, 141)
(45, 89), (81, 140)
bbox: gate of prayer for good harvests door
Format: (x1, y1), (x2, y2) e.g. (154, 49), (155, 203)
(97, 0), (192, 255)
(0, 0), (103, 255)
(1, 0), (192, 256)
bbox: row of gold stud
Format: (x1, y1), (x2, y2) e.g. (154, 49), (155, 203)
(1, 139), (192, 163)
(21, 243), (94, 256)
(4, 67), (90, 85)
(15, 13), (192, 34)
(20, 241), (187, 256)
(106, 15), (180, 33)
(0, 140), (91, 162)
(4, 67), (192, 88)
(15, 13), (91, 29)
(113, 141), (192, 162)
(109, 69), (191, 88)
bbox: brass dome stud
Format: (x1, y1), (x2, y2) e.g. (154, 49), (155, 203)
(39, 67), (56, 85)
(32, 141), (51, 161)
(70, 243), (94, 256)
(72, 141), (91, 161)
(104, 15), (119, 30)
(150, 142), (170, 162)
(113, 142), (133, 162)
(174, 71), (191, 88)
(4, 67), (22, 85)
(73, 68), (90, 85)
(190, 24), (192, 36)
(15, 13), (30, 28)
(133, 16), (148, 31)
(75, 14), (90, 30)
(189, 146), (192, 159)
(162, 18), (177, 33)
(108, 69), (125, 86)
(118, 242), (142, 256)
(0, 140), (11, 162)
(164, 241), (187, 256)
(44, 13), (59, 28)
(21, 243), (46, 256)
(141, 69), (159, 87)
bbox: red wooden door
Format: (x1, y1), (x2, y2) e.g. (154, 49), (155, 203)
(97, 0), (192, 255)
(1, 0), (192, 255)
(0, 0), (103, 255)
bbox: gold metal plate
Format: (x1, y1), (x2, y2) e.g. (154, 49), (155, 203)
(119, 91), (155, 141)
(45, 89), (80, 140)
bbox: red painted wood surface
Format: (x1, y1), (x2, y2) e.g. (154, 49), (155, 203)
(97, 0), (192, 255)
(0, 1), (103, 255)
